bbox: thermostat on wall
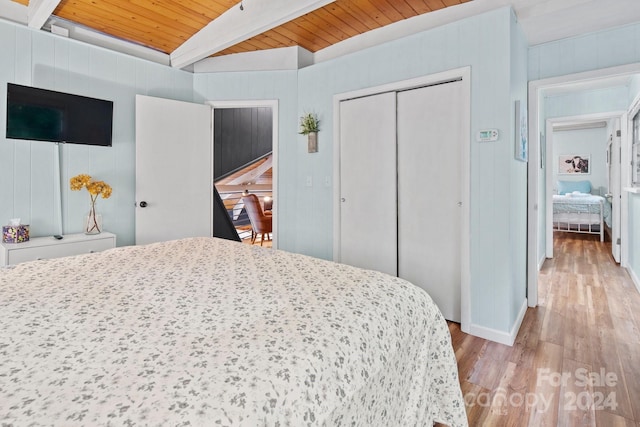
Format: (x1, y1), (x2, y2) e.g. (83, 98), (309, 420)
(476, 129), (499, 142)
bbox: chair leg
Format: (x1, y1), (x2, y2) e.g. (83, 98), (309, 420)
(260, 233), (265, 246)
(251, 230), (257, 244)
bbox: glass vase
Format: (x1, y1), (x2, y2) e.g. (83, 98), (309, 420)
(85, 203), (103, 234)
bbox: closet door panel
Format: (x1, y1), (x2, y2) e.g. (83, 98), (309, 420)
(339, 92), (397, 276)
(397, 81), (463, 321)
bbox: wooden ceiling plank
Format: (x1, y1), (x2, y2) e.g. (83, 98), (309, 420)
(423, 0), (447, 12)
(369, 0), (407, 22)
(166, 0), (227, 20)
(442, 0), (465, 6)
(29, 0), (62, 29)
(171, 0), (337, 68)
(245, 31), (298, 50)
(127, 0), (211, 28)
(328, 2), (380, 32)
(257, 32), (297, 48)
(301, 8), (359, 40)
(54, 7), (181, 52)
(217, 27), (301, 57)
(244, 34), (283, 50)
(180, 0), (236, 15)
(321, 3), (371, 34)
(275, 21), (331, 51)
(74, 0), (203, 35)
(343, 0), (393, 28)
(384, 0), (419, 19)
(55, 0), (193, 50)
(404, 0), (433, 14)
(237, 37), (276, 51)
(293, 16), (345, 45)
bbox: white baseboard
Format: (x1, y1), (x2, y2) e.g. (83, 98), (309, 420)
(466, 299), (528, 346)
(538, 254), (546, 271)
(627, 266), (640, 294)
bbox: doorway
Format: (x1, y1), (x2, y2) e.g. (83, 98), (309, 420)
(544, 113), (624, 261)
(527, 64), (640, 306)
(208, 100), (279, 248)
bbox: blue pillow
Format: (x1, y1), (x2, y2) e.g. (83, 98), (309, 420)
(557, 180), (591, 195)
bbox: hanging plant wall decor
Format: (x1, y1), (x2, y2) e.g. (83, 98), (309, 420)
(299, 113), (320, 153)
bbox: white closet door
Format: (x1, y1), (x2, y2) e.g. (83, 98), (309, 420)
(397, 81), (463, 322)
(339, 92), (397, 276)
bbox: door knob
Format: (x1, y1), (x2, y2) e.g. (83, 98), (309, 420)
(139, 201), (148, 208)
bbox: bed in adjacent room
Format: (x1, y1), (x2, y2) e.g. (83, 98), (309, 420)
(0, 237), (466, 426)
(553, 180), (612, 242)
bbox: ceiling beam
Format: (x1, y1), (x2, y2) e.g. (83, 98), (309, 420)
(170, 0), (336, 69)
(28, 0), (61, 29)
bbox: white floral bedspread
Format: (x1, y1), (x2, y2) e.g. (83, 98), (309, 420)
(0, 237), (466, 426)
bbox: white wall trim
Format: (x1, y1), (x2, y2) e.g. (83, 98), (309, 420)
(527, 62), (640, 308)
(627, 265), (640, 294)
(205, 99), (279, 249)
(332, 66), (471, 335)
(538, 254), (545, 271)
(468, 299), (528, 346)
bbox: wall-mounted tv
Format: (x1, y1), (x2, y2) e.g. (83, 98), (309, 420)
(6, 83), (113, 147)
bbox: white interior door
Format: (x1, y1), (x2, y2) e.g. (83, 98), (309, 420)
(397, 81), (463, 322)
(611, 119), (622, 263)
(339, 92), (397, 276)
(135, 95), (213, 245)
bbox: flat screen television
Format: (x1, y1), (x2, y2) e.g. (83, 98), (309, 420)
(6, 83), (113, 147)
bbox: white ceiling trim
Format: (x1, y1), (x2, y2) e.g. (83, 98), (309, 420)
(28, 0), (61, 29)
(0, 0), (27, 24)
(170, 0), (336, 69)
(193, 46), (313, 73)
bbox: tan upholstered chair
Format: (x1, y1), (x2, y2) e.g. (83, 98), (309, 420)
(242, 194), (272, 245)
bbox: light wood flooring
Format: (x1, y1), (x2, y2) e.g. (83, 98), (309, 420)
(447, 232), (640, 426)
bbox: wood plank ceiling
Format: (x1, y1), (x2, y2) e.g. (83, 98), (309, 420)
(12, 0), (471, 58)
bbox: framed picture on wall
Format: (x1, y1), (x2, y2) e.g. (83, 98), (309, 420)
(515, 100), (528, 162)
(558, 154), (590, 174)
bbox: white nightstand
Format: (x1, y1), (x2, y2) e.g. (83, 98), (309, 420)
(0, 232), (116, 266)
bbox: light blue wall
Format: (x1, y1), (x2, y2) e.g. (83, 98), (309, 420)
(297, 7), (526, 334)
(1, 8), (530, 338)
(552, 127), (609, 194)
(529, 22), (640, 81)
(546, 87), (630, 118)
(509, 10), (529, 328)
(530, 21), (640, 283)
(0, 19), (194, 247)
(193, 7), (528, 335)
(630, 75), (640, 103)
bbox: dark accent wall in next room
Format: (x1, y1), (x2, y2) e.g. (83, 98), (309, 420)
(214, 107), (272, 180)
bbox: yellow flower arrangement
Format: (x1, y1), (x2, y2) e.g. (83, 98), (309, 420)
(70, 174), (112, 233)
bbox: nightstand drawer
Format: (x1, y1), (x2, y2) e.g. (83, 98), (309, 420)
(0, 232), (116, 266)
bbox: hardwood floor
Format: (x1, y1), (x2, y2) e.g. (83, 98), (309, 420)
(448, 232), (640, 426)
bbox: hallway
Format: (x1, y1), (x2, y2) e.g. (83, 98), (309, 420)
(448, 232), (640, 426)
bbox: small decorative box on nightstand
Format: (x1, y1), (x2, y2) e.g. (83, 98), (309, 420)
(0, 232), (116, 266)
(2, 224), (30, 243)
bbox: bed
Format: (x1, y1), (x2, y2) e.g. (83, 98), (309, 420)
(0, 237), (466, 426)
(552, 193), (610, 241)
(552, 180), (612, 242)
